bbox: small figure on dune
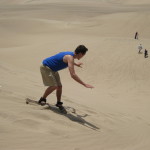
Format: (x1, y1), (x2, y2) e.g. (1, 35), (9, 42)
(144, 49), (148, 58)
(135, 32), (138, 40)
(138, 44), (143, 53)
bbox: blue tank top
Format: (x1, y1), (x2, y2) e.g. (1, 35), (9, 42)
(43, 51), (74, 72)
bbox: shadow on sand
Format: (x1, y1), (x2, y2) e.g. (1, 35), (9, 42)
(44, 105), (100, 131)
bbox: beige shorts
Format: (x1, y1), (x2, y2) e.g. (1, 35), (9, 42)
(40, 64), (62, 86)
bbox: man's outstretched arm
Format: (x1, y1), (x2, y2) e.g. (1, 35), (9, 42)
(66, 55), (94, 88)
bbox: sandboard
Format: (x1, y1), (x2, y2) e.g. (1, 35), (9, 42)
(26, 98), (67, 114)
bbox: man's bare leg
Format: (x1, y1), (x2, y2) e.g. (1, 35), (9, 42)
(56, 86), (62, 103)
(42, 86), (56, 99)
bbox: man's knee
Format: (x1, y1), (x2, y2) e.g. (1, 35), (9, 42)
(56, 86), (62, 90)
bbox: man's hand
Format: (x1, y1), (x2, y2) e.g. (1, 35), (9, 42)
(84, 84), (94, 89)
(75, 62), (83, 68)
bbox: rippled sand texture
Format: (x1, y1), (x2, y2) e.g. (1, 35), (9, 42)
(0, 0), (150, 150)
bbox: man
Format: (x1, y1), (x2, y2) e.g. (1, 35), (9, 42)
(144, 49), (148, 58)
(39, 45), (94, 107)
(138, 44), (143, 53)
(135, 32), (138, 39)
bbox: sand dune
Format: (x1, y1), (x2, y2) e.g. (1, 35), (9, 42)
(0, 0), (150, 150)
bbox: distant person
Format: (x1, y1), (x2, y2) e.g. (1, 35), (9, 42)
(144, 49), (148, 58)
(135, 32), (138, 39)
(38, 45), (94, 107)
(138, 44), (143, 53)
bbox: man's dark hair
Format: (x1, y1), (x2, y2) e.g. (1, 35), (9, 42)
(75, 45), (88, 55)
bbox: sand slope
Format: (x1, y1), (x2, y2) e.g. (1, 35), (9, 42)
(0, 0), (150, 150)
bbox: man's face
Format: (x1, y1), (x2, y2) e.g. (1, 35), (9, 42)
(77, 53), (85, 60)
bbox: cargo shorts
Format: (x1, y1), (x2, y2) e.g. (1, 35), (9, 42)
(40, 64), (62, 86)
